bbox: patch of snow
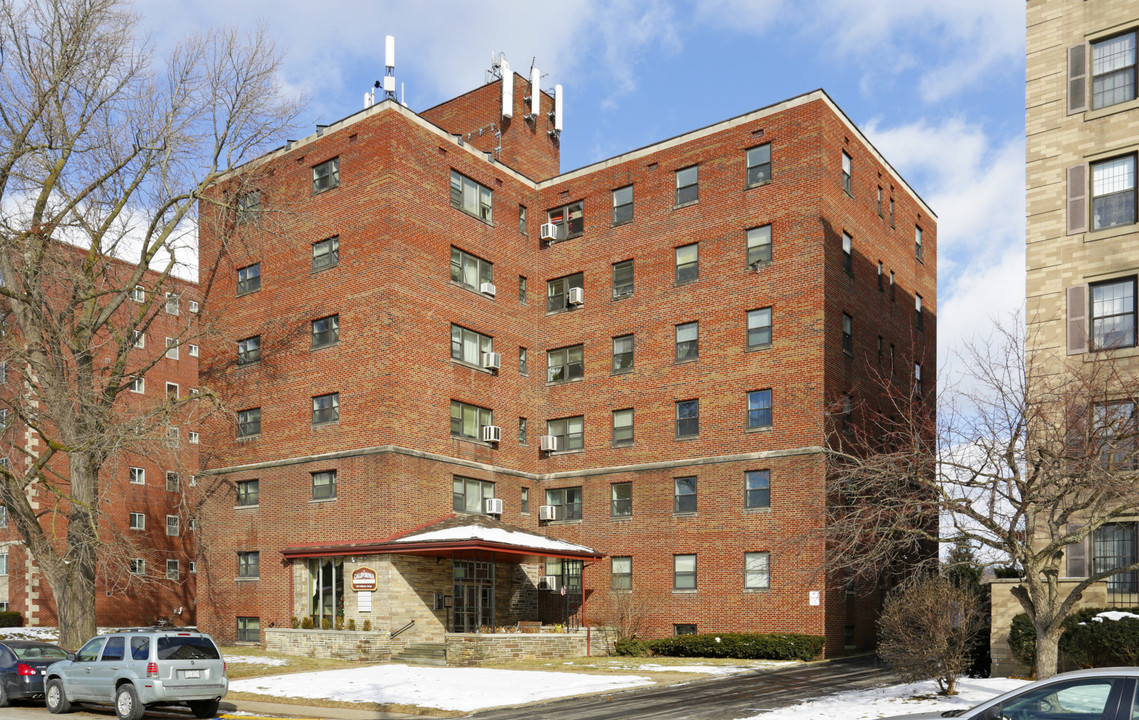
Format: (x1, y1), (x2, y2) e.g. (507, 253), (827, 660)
(224, 655), (289, 666)
(228, 663), (652, 712)
(1093, 611), (1139, 623)
(630, 663), (755, 675)
(394, 526), (596, 554)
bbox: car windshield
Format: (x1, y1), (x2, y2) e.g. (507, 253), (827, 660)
(12, 645), (69, 660)
(156, 637), (220, 660)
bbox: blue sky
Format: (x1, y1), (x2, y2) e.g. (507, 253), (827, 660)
(135, 0), (1027, 381)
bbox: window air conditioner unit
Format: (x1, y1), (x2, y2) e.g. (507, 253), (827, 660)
(482, 352), (502, 370)
(538, 505), (558, 521)
(539, 575), (561, 591)
(539, 435), (558, 452)
(484, 497), (504, 515)
(480, 281), (497, 296)
(567, 287), (584, 306)
(540, 223), (558, 242)
(481, 425), (502, 443)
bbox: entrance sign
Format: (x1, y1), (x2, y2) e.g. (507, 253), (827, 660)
(352, 566), (378, 591)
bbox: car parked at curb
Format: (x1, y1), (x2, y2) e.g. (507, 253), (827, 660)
(0, 640), (72, 705)
(43, 627), (227, 720)
(878, 667), (1139, 720)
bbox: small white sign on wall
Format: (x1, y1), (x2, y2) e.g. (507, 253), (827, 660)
(358, 590), (372, 613)
(808, 590), (820, 606)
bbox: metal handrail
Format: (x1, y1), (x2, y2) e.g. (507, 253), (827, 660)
(391, 619), (415, 639)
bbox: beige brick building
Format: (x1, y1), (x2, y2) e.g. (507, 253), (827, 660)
(999, 0), (1139, 675)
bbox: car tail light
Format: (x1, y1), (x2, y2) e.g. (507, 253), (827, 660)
(17, 663), (36, 676)
(146, 662), (158, 678)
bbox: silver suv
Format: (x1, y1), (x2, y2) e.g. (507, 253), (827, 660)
(43, 628), (227, 720)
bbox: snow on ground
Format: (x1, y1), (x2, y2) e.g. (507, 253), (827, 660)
(0, 627), (61, 641)
(740, 677), (1029, 720)
(228, 663), (653, 712)
(224, 655), (289, 666)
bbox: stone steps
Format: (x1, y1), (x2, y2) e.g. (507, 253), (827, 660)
(392, 642), (448, 666)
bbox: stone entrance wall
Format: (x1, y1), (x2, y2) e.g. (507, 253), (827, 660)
(445, 632), (588, 666)
(264, 628), (392, 661)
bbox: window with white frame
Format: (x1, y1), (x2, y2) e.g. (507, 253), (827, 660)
(1091, 277), (1137, 350)
(675, 322), (698, 362)
(129, 512), (145, 531)
(189, 561), (197, 573)
(0, 554), (7, 576)
(612, 185), (633, 225)
(746, 470), (770, 508)
(747, 389), (773, 429)
(166, 471), (179, 492)
(188, 344), (199, 357)
(1092, 154), (1137, 230)
(166, 382), (179, 399)
(547, 345), (584, 383)
(312, 236), (339, 270)
(547, 416), (584, 451)
(675, 166), (698, 206)
(129, 559), (145, 575)
(675, 243), (698, 283)
(450, 400), (491, 440)
(312, 392), (340, 425)
(189, 300), (199, 313)
(165, 338), (179, 360)
(133, 331), (145, 348)
(166, 515), (180, 536)
(674, 554), (696, 590)
(450, 247), (494, 293)
(745, 552), (770, 589)
(747, 308), (772, 349)
(451, 324), (493, 367)
(915, 225), (924, 261)
(131, 285), (145, 303)
(165, 293), (179, 315)
(129, 467), (145, 485)
(612, 409), (633, 446)
(130, 377), (145, 394)
(450, 170), (493, 223)
(166, 559), (180, 581)
(746, 144), (771, 187)
(1092, 32), (1137, 110)
(453, 476), (495, 514)
(746, 225), (772, 266)
(841, 151), (852, 195)
(165, 426), (179, 447)
(612, 335), (634, 372)
(674, 476), (697, 513)
(312, 157), (339, 193)
(611, 556), (632, 590)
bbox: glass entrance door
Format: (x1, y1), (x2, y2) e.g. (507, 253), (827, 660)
(452, 559), (495, 632)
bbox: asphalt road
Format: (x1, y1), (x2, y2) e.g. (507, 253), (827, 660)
(465, 654), (894, 720)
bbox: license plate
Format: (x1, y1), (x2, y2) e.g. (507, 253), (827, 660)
(183, 670), (200, 679)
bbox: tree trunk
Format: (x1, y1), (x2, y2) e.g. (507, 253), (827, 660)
(52, 453), (99, 650)
(1036, 625), (1063, 679)
(52, 569), (96, 651)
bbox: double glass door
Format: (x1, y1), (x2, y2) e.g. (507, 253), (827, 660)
(452, 559), (494, 632)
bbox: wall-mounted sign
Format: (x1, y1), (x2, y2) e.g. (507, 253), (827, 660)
(352, 566), (378, 591)
(809, 590), (820, 606)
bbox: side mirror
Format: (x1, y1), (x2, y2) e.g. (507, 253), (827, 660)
(67, 652), (76, 662)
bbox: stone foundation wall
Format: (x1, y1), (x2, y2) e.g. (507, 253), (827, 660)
(264, 628), (392, 661)
(445, 632), (588, 666)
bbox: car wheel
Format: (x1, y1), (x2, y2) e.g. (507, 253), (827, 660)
(188, 699), (220, 718)
(45, 678), (72, 714)
(114, 684), (144, 720)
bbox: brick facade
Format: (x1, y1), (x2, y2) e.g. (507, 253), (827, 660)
(197, 76), (936, 656)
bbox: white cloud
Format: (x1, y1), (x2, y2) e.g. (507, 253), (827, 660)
(692, 0), (786, 36)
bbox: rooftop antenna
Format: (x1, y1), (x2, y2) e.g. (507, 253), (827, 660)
(500, 59), (512, 119)
(486, 51), (505, 84)
(383, 35), (397, 100)
(548, 83), (563, 139)
(524, 64), (540, 122)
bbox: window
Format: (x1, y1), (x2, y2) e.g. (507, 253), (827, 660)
(877, 336), (884, 369)
(915, 226), (924, 261)
(1092, 32), (1137, 110)
(890, 270), (896, 300)
(312, 470), (337, 500)
(519, 417), (527, 444)
(544, 487), (582, 521)
(674, 554), (696, 590)
(165, 338), (179, 360)
(877, 261), (884, 291)
(547, 416), (584, 451)
(165, 426), (179, 447)
(450, 247), (494, 293)
(236, 479), (259, 506)
(612, 259), (634, 298)
(746, 470), (770, 509)
(129, 559), (145, 575)
(312, 393), (339, 425)
(675, 243), (699, 284)
(519, 205), (527, 234)
(674, 624), (697, 635)
(612, 185), (633, 225)
(519, 347), (528, 375)
(914, 363), (923, 396)
(0, 507), (6, 528)
(747, 389), (773, 429)
(746, 225), (772, 266)
(166, 472), (179, 492)
(746, 144), (771, 187)
(312, 157), (339, 193)
(1093, 401), (1137, 470)
(842, 232), (853, 276)
(612, 409), (633, 446)
(546, 200), (584, 241)
(166, 382), (179, 400)
(546, 272), (583, 312)
(1091, 277), (1137, 349)
(1092, 155), (1136, 230)
(841, 151), (852, 195)
(313, 236), (339, 270)
(0, 554), (6, 576)
(237, 263), (261, 295)
(236, 617), (260, 643)
(237, 407), (261, 437)
(166, 515), (180, 536)
(312, 315), (339, 348)
(612, 335), (634, 372)
(676, 400), (699, 437)
(129, 467), (145, 485)
(131, 285), (145, 302)
(611, 483), (632, 517)
(877, 186), (883, 216)
(674, 476), (697, 513)
(236, 192), (261, 223)
(238, 551), (260, 579)
(451, 325), (493, 366)
(747, 308), (772, 349)
(521, 487), (530, 514)
(1093, 522), (1137, 593)
(132, 331), (144, 348)
(519, 276), (527, 303)
(188, 344), (199, 357)
(450, 400), (492, 440)
(165, 293), (179, 315)
(890, 343), (896, 376)
(842, 313), (853, 355)
(547, 345), (584, 383)
(0, 363), (6, 383)
(189, 300), (199, 313)
(129, 512), (145, 531)
(165, 559), (181, 581)
(188, 562), (197, 574)
(915, 294), (924, 330)
(453, 476), (495, 514)
(237, 336), (261, 366)
(611, 556), (632, 590)
(675, 322), (698, 362)
(675, 165), (698, 206)
(889, 196), (895, 227)
(745, 552), (770, 590)
(449, 170), (493, 222)
(130, 377), (145, 394)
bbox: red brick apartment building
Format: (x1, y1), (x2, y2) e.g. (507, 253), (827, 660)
(0, 255), (200, 627)
(196, 72), (936, 655)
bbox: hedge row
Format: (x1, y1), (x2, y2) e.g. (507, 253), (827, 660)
(1009, 607), (1139, 670)
(0, 611), (23, 628)
(615, 632), (825, 661)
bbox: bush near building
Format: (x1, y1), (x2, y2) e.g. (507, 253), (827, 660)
(615, 632), (824, 661)
(1010, 608), (1139, 672)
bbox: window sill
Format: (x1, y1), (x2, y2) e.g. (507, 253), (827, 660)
(309, 497), (337, 505)
(449, 280), (497, 301)
(545, 519), (583, 526)
(674, 357), (698, 365)
(746, 426), (773, 434)
(545, 307), (580, 316)
(673, 512), (698, 518)
(311, 263), (339, 275)
(612, 219), (633, 228)
(312, 342), (339, 352)
(611, 442), (633, 449)
(744, 506), (772, 514)
(312, 420), (339, 429)
(672, 589), (698, 594)
(236, 361), (261, 370)
(1085, 222), (1138, 244)
(237, 434), (261, 442)
(1085, 96), (1139, 122)
(612, 292), (633, 301)
(235, 577), (260, 582)
(674, 435), (699, 441)
(235, 504), (259, 510)
(610, 515), (632, 522)
(673, 200), (698, 210)
(744, 588), (770, 594)
(451, 206), (495, 227)
(745, 180), (772, 191)
(312, 183), (340, 196)
(452, 358), (496, 375)
(548, 449), (584, 456)
(843, 350), (854, 358)
(236, 289), (261, 298)
(547, 377), (584, 387)
(746, 344), (772, 353)
(452, 436), (497, 449)
(673, 279), (699, 288)
(843, 188), (854, 199)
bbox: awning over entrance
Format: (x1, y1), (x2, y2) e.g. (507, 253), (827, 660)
(281, 513), (605, 563)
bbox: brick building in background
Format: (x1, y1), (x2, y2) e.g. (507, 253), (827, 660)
(196, 70), (936, 655)
(0, 256), (200, 627)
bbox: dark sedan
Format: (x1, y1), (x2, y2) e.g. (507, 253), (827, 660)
(0, 640), (72, 705)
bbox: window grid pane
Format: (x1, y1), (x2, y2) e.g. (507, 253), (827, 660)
(747, 225), (772, 265)
(748, 308), (772, 348)
(1092, 156), (1137, 230)
(676, 400), (699, 437)
(748, 390), (773, 429)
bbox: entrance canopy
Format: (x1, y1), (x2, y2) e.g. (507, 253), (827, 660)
(281, 513), (604, 563)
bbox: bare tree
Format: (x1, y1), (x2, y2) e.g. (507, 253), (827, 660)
(825, 317), (1139, 679)
(0, 0), (298, 648)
